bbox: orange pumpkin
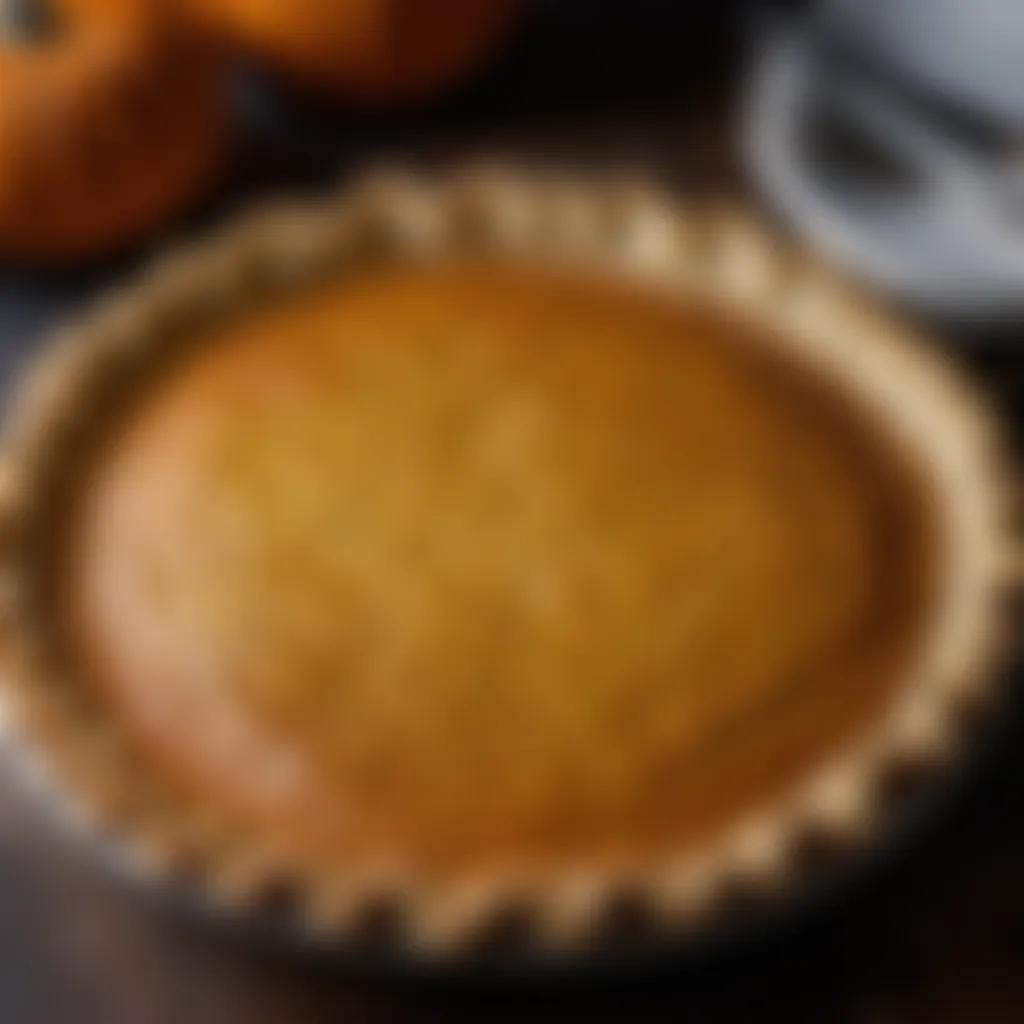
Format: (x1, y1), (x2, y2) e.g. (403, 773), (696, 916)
(185, 0), (520, 105)
(0, 0), (225, 262)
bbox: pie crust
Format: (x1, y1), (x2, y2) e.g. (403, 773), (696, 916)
(0, 167), (1017, 956)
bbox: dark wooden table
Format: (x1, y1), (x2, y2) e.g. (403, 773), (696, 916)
(0, 4), (1022, 1021)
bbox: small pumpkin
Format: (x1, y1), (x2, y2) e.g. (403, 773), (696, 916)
(185, 0), (520, 105)
(0, 0), (225, 262)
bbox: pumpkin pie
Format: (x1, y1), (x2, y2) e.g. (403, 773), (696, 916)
(0, 169), (1016, 954)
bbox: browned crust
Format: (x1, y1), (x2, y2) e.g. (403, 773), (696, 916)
(0, 165), (1018, 956)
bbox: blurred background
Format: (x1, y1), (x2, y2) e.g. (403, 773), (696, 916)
(0, 0), (1022, 1021)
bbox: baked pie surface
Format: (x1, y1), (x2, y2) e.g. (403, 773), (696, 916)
(63, 263), (937, 878)
(0, 173), (1014, 951)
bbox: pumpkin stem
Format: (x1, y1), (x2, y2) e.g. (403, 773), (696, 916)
(0, 0), (56, 41)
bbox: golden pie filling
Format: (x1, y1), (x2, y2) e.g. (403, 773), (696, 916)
(61, 265), (938, 878)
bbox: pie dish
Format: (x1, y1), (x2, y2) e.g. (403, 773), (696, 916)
(0, 168), (1017, 957)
